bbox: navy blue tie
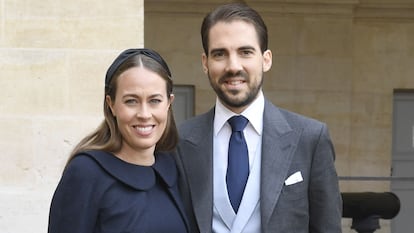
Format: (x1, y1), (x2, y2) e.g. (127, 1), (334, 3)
(226, 115), (249, 213)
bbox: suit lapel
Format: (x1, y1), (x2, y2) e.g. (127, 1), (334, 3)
(180, 109), (215, 233)
(260, 101), (302, 227)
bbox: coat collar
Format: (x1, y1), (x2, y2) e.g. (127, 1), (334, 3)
(77, 150), (190, 233)
(79, 150), (177, 190)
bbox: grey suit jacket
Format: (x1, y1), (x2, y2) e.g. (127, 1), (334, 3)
(175, 99), (342, 233)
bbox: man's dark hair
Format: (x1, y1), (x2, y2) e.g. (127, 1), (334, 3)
(201, 3), (268, 55)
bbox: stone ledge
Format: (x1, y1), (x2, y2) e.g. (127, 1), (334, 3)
(145, 0), (414, 20)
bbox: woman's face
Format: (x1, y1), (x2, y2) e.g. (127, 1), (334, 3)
(107, 67), (173, 154)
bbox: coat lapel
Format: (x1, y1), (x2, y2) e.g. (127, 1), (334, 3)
(179, 109), (215, 233)
(260, 100), (302, 227)
(168, 184), (191, 232)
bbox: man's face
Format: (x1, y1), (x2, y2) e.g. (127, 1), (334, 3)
(202, 20), (272, 113)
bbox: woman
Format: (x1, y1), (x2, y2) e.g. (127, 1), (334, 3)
(48, 48), (189, 233)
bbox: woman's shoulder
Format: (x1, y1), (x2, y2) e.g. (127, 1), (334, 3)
(66, 153), (102, 173)
(63, 152), (109, 182)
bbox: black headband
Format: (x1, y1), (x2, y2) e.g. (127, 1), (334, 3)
(105, 48), (172, 88)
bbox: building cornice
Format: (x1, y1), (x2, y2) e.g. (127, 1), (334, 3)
(145, 0), (414, 20)
(355, 0), (414, 20)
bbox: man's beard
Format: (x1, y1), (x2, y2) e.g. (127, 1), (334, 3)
(208, 70), (263, 109)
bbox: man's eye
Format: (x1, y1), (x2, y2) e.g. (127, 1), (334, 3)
(212, 51), (224, 58)
(241, 50), (253, 56)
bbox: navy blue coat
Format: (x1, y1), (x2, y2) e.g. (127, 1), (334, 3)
(48, 150), (189, 233)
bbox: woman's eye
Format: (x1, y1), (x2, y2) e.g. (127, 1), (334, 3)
(149, 99), (162, 104)
(125, 99), (137, 105)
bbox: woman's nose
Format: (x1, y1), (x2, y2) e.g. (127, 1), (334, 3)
(136, 104), (151, 119)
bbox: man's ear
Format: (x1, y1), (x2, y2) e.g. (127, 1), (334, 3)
(201, 53), (208, 74)
(263, 49), (272, 72)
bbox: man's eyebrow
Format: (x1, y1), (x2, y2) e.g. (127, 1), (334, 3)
(209, 46), (257, 55)
(210, 48), (226, 54)
(238, 46), (256, 51)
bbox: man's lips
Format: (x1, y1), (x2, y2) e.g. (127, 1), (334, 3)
(222, 77), (247, 89)
(226, 79), (245, 85)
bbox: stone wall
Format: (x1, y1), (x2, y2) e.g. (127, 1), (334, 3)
(0, 0), (143, 232)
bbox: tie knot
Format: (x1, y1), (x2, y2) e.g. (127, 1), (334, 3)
(228, 115), (248, 132)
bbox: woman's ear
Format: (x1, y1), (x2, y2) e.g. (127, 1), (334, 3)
(106, 95), (115, 117)
(169, 94), (175, 108)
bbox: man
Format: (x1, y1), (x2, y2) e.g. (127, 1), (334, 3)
(175, 3), (342, 233)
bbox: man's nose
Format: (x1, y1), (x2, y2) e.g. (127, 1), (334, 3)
(225, 54), (242, 73)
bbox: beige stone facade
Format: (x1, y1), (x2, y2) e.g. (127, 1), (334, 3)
(1, 0), (413, 232)
(0, 0), (144, 232)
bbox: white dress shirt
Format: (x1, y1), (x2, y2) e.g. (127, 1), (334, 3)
(212, 91), (264, 233)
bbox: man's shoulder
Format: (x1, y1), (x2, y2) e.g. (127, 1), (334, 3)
(265, 100), (325, 128)
(280, 107), (322, 124)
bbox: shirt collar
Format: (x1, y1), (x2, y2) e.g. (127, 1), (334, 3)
(214, 90), (264, 136)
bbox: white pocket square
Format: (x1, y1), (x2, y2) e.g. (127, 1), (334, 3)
(284, 171), (303, 186)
